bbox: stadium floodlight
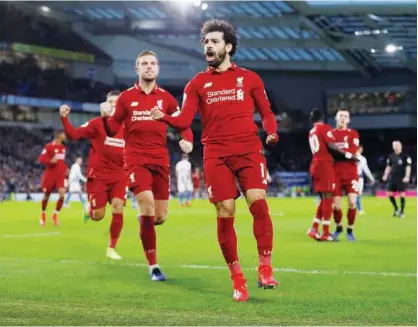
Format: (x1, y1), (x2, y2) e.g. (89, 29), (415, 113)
(354, 31), (361, 35)
(194, 0), (202, 7)
(371, 48), (376, 53)
(40, 6), (50, 13)
(201, 2), (208, 10)
(385, 44), (403, 53)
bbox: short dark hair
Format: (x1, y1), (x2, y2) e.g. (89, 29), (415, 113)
(310, 108), (323, 123)
(138, 50), (158, 61)
(55, 129), (65, 136)
(201, 19), (238, 57)
(107, 90), (120, 98)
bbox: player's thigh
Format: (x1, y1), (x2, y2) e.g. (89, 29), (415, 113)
(177, 182), (186, 194)
(41, 174), (56, 194)
(387, 181), (398, 193)
(232, 152), (268, 193)
(333, 174), (344, 197)
(311, 162), (335, 194)
(343, 178), (359, 196)
(127, 165), (153, 196)
(203, 157), (239, 204)
(151, 165), (170, 201)
(109, 178), (127, 206)
(110, 197), (125, 214)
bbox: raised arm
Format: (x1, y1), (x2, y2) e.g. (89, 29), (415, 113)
(252, 74), (278, 144)
(60, 105), (96, 140)
(324, 127), (358, 161)
(166, 95), (194, 143)
(103, 96), (126, 136)
(152, 81), (198, 130)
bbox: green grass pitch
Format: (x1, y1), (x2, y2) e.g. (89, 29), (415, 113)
(0, 197), (416, 326)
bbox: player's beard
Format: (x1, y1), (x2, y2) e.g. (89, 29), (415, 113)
(207, 49), (226, 68)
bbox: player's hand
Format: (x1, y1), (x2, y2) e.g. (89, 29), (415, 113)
(382, 175), (388, 182)
(266, 133), (279, 145)
(402, 177), (409, 183)
(100, 102), (112, 118)
(179, 139), (193, 154)
(59, 104), (70, 118)
(151, 108), (165, 120)
(352, 155), (360, 162)
(50, 157), (58, 164)
(370, 178), (375, 186)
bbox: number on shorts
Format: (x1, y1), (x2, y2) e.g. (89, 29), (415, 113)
(351, 180), (359, 193)
(309, 134), (320, 154)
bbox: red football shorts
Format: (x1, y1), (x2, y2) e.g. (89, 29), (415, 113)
(41, 172), (66, 193)
(310, 161), (335, 193)
(333, 171), (359, 196)
(87, 175), (127, 210)
(203, 152), (268, 204)
(127, 164), (170, 200)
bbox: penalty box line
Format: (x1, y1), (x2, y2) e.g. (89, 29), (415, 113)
(0, 257), (415, 277)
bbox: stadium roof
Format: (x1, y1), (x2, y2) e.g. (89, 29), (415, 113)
(16, 0), (417, 75)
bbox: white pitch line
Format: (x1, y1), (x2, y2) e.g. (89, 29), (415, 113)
(2, 232), (61, 238)
(0, 257), (415, 277)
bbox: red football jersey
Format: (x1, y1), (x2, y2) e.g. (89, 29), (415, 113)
(309, 122), (335, 162)
(104, 83), (193, 167)
(61, 116), (124, 179)
(332, 128), (360, 176)
(38, 141), (67, 176)
(160, 64), (277, 159)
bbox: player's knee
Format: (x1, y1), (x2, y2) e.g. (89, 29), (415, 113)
(245, 189), (266, 205)
(111, 201), (124, 213)
(91, 209), (105, 221)
(155, 213), (167, 225)
(215, 200), (235, 217)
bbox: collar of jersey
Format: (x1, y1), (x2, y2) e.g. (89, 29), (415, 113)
(134, 82), (159, 94)
(206, 63), (237, 74)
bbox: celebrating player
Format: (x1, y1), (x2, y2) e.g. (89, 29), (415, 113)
(175, 154), (193, 207)
(64, 157), (87, 209)
(38, 130), (67, 226)
(382, 141), (412, 218)
(192, 167), (202, 199)
(331, 109), (360, 241)
(60, 90), (125, 260)
(307, 109), (358, 241)
(102, 50), (194, 281)
(356, 145), (375, 215)
(151, 19), (279, 301)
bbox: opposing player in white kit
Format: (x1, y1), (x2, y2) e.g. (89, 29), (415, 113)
(64, 157), (88, 209)
(175, 154), (193, 207)
(356, 145), (375, 214)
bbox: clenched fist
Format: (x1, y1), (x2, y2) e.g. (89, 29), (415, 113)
(59, 104), (70, 118)
(266, 133), (279, 145)
(100, 102), (112, 118)
(151, 108), (165, 120)
(179, 139), (193, 154)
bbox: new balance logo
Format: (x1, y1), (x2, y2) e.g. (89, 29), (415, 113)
(131, 102), (138, 106)
(204, 82), (212, 88)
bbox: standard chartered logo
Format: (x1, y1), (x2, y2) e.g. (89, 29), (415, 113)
(206, 88), (244, 104)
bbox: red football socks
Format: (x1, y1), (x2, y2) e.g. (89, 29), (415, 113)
(347, 208), (357, 228)
(109, 213), (123, 248)
(333, 208), (343, 226)
(55, 197), (64, 212)
(41, 194), (50, 211)
(312, 201), (323, 230)
(139, 215), (157, 266)
(249, 199), (273, 266)
(217, 217), (241, 276)
(321, 197), (333, 235)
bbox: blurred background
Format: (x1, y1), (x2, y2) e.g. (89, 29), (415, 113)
(0, 0), (416, 200)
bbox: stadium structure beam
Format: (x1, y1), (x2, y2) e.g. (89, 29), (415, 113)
(284, 1), (372, 77)
(287, 1), (416, 16)
(361, 15), (417, 73)
(239, 60), (353, 71)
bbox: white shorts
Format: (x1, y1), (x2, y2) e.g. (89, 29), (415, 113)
(177, 181), (193, 193)
(69, 183), (82, 193)
(358, 177), (364, 195)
